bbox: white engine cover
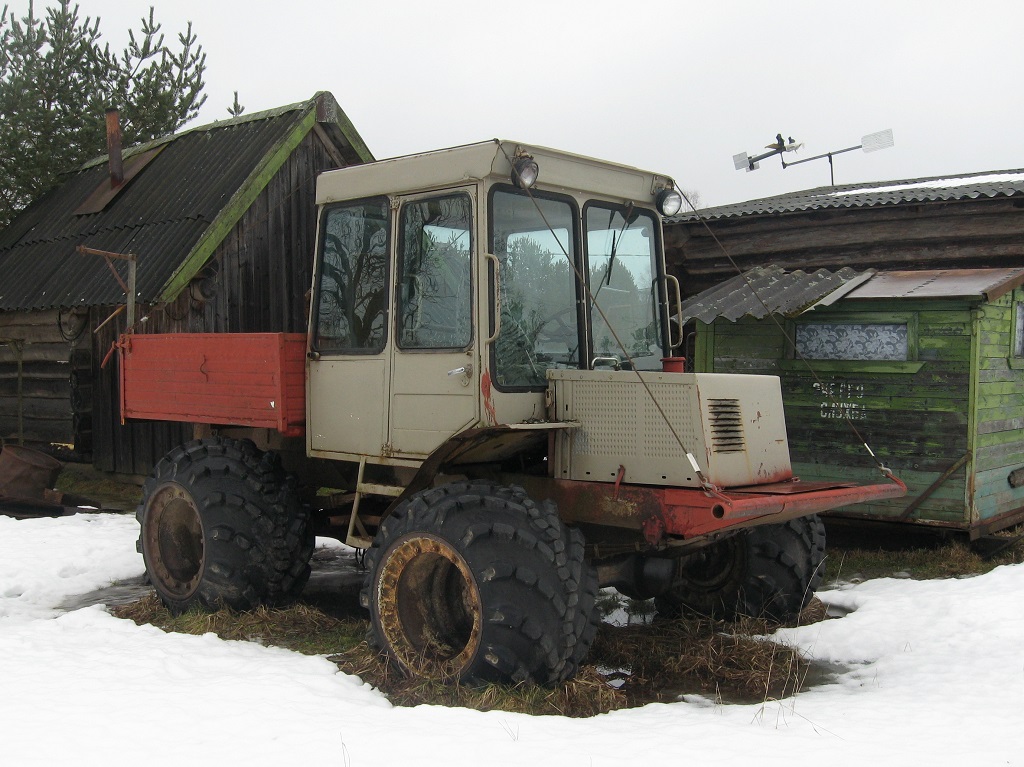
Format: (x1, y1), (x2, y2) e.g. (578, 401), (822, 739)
(547, 370), (793, 489)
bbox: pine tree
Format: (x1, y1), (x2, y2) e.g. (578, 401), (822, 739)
(0, 1), (207, 228)
(227, 90), (245, 118)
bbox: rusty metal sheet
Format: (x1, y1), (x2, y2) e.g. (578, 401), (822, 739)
(0, 445), (62, 499)
(509, 473), (907, 546)
(726, 479), (857, 495)
(845, 268), (1024, 301)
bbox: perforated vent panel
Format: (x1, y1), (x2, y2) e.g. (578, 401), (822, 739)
(567, 381), (701, 459)
(708, 398), (745, 453)
(569, 382), (639, 456)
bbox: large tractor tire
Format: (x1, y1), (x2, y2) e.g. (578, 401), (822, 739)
(491, 485), (599, 679)
(360, 481), (593, 685)
(655, 514), (826, 623)
(137, 437), (313, 614)
(560, 524), (600, 679)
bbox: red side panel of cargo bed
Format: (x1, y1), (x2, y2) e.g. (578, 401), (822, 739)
(119, 333), (306, 437)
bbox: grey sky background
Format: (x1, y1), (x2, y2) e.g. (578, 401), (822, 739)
(7, 0), (1023, 208)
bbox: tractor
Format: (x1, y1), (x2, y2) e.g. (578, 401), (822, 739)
(121, 140), (905, 685)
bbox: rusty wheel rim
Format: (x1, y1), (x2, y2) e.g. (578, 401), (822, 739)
(142, 482), (205, 600)
(376, 533), (482, 680)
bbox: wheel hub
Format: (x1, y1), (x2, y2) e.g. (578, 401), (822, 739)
(142, 482), (205, 600)
(376, 534), (482, 680)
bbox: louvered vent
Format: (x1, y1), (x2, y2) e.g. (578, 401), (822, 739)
(708, 398), (744, 453)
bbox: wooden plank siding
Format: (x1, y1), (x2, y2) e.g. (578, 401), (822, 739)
(0, 309), (92, 450)
(667, 198), (1024, 299)
(969, 288), (1024, 524)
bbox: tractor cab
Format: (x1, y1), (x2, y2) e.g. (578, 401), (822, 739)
(305, 140), (683, 462)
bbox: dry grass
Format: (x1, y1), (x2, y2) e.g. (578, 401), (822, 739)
(333, 649), (626, 716)
(113, 595), (366, 656)
(823, 534), (1024, 585)
(111, 593), (810, 716)
(55, 464), (143, 509)
(591, 616), (810, 705)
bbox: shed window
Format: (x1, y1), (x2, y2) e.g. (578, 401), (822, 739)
(795, 322), (909, 361)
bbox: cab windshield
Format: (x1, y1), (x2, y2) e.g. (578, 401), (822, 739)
(586, 204), (664, 371)
(489, 188), (667, 389)
(490, 187), (579, 388)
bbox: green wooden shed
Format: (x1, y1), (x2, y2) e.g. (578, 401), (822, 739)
(687, 266), (1024, 536)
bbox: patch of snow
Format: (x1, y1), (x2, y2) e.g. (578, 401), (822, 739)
(2, 513), (1023, 766)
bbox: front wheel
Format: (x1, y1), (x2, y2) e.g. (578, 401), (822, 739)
(655, 514), (826, 623)
(136, 437), (312, 613)
(360, 482), (586, 685)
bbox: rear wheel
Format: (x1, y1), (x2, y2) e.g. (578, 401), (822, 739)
(361, 482), (588, 685)
(137, 437), (312, 613)
(655, 515), (826, 623)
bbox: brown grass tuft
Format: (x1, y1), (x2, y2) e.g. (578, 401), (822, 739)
(823, 535), (1024, 585)
(327, 643), (626, 717)
(589, 616), (807, 704)
(111, 595), (366, 656)
(112, 592), (810, 715)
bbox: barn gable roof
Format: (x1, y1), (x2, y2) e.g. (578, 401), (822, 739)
(670, 169), (1024, 223)
(0, 92), (373, 311)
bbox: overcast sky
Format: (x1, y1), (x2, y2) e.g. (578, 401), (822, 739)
(7, 0), (1022, 208)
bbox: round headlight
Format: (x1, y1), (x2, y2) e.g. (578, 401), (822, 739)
(511, 157), (539, 189)
(656, 188), (684, 217)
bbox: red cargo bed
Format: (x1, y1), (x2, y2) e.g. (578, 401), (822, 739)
(119, 333), (306, 437)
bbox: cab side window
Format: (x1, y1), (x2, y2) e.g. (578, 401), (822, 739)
(314, 198), (390, 353)
(397, 195), (473, 349)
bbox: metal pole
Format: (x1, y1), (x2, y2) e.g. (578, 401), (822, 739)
(77, 246), (138, 329)
(127, 257), (136, 328)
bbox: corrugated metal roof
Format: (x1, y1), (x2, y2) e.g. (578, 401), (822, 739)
(844, 268), (1024, 302)
(680, 266), (868, 324)
(669, 169), (1024, 223)
(681, 266), (1024, 325)
(0, 93), (370, 311)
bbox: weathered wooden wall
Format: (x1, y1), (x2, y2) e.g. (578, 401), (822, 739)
(970, 288), (1024, 526)
(0, 309), (92, 450)
(697, 300), (977, 526)
(91, 128), (338, 475)
(667, 198), (1024, 298)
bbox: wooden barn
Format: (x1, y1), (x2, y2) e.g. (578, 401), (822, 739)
(664, 169), (1024, 298)
(683, 265), (1024, 536)
(0, 92), (373, 475)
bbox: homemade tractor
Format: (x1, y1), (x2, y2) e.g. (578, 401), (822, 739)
(121, 140), (905, 685)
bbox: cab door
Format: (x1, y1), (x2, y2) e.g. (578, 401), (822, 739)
(307, 196), (392, 458)
(387, 191), (478, 457)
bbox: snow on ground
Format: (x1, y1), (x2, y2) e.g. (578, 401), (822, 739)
(1, 512), (1023, 767)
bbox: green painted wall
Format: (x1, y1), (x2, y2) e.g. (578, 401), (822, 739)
(694, 296), (1024, 529)
(970, 288), (1024, 524)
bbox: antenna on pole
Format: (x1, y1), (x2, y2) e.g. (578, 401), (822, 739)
(733, 129), (894, 184)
